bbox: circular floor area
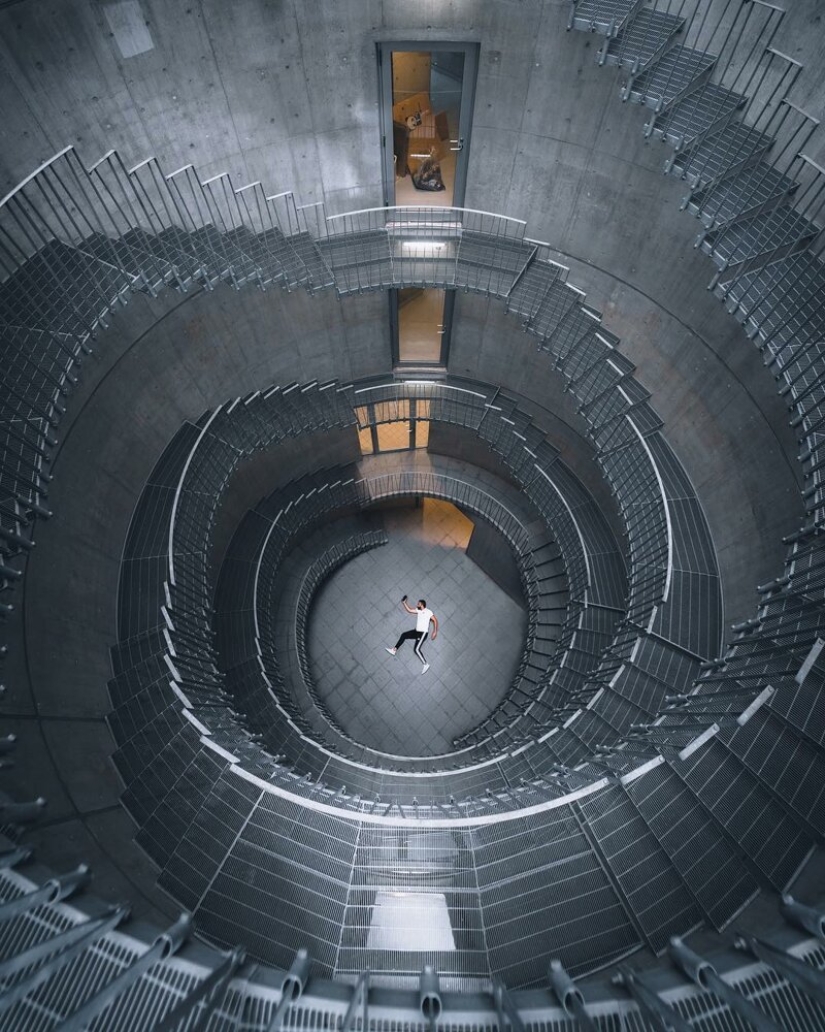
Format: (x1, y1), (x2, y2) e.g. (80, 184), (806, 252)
(308, 500), (528, 756)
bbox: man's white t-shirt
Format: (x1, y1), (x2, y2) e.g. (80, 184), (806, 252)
(415, 608), (433, 633)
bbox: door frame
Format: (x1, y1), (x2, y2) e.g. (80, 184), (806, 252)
(377, 40), (479, 209)
(390, 287), (456, 368)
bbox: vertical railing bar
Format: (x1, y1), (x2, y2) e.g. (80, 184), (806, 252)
(712, 153), (812, 280)
(35, 167), (117, 313)
(89, 154), (167, 287)
(64, 150), (138, 293)
(125, 159), (182, 270)
(6, 197), (97, 337)
(713, 0), (754, 88)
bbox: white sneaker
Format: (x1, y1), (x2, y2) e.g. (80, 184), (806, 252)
(385, 647), (396, 655)
(421, 663), (430, 674)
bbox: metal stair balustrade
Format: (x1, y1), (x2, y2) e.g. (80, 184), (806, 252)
(567, 0), (646, 38)
(1, 115), (825, 998)
(229, 383), (627, 763)
(140, 423), (582, 784)
(125, 158), (215, 289)
(564, 0), (825, 534)
(600, 6), (685, 72)
(704, 205), (822, 283)
(0, 149), (136, 334)
(246, 463), (558, 762)
(669, 51), (805, 185)
(689, 161), (798, 229)
(197, 172), (274, 291)
(624, 45), (717, 113)
(88, 150), (182, 293)
(650, 0), (786, 149)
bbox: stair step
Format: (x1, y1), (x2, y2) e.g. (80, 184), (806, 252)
(0, 239), (129, 335)
(578, 782), (704, 952)
(190, 224), (260, 286)
(722, 253), (825, 340)
(719, 253), (800, 314)
(627, 761), (758, 929)
(569, 0), (644, 37)
(505, 260), (566, 322)
(120, 227), (201, 289)
(286, 231), (333, 291)
(603, 8), (684, 70)
(224, 225), (286, 288)
(689, 163), (797, 228)
(704, 206), (820, 272)
(680, 737), (814, 890)
(652, 83), (746, 149)
(529, 282), (585, 344)
(670, 122), (774, 189)
(627, 45), (716, 112)
(725, 707), (825, 836)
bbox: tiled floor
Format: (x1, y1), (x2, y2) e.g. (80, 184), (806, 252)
(308, 499), (527, 757)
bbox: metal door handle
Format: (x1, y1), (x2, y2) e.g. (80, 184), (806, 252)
(449, 138), (464, 152)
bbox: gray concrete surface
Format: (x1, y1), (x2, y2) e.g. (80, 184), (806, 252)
(309, 500), (527, 757)
(0, 0), (821, 961)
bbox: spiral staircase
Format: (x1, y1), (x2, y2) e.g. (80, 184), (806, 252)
(1, 0), (825, 1028)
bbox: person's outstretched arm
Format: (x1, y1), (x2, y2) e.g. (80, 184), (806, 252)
(401, 598), (416, 614)
(430, 613), (438, 640)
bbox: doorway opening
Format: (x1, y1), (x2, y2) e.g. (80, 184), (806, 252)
(379, 43), (477, 369)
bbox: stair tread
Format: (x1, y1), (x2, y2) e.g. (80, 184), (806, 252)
(606, 8), (684, 67)
(671, 122), (774, 185)
(579, 782), (705, 952)
(571, 0), (642, 34)
(680, 737), (814, 889)
(708, 207), (819, 263)
(657, 83), (745, 141)
(627, 761), (758, 928)
(693, 163), (796, 223)
(630, 45), (716, 106)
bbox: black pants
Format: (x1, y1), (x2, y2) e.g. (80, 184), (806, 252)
(394, 629), (428, 662)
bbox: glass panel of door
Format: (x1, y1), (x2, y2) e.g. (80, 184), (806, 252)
(390, 51), (464, 208)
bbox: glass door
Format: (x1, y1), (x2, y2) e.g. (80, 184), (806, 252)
(378, 42), (477, 368)
(379, 42), (477, 209)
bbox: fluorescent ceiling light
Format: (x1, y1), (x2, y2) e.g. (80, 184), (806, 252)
(400, 240), (447, 251)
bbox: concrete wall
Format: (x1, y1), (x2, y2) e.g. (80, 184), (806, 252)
(1, 0), (822, 928)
